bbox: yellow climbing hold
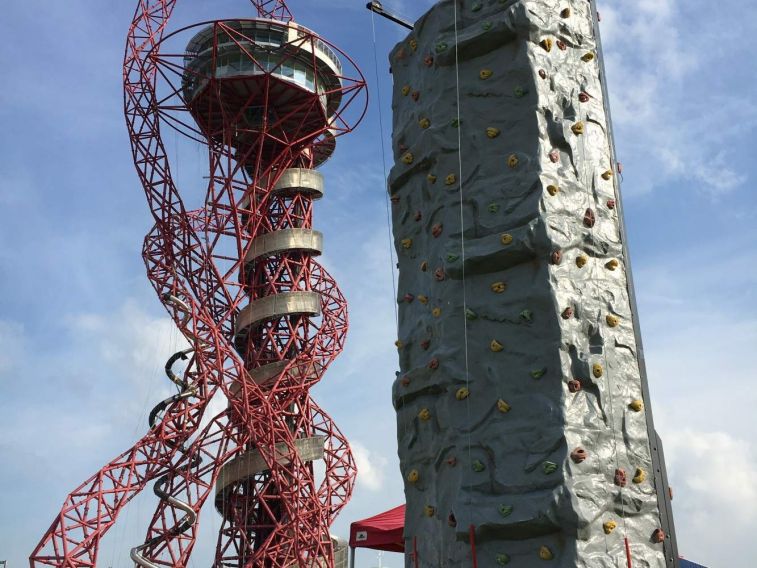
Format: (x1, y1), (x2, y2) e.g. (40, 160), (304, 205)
(507, 154), (519, 168)
(401, 238), (413, 249)
(497, 399), (512, 413)
(456, 387), (470, 401)
(407, 469), (420, 483)
(501, 233), (514, 246)
(402, 152), (414, 164)
(603, 521), (618, 535)
(560, 7), (571, 17)
(491, 281), (507, 294)
(606, 259), (620, 271)
(592, 363), (603, 378)
(547, 184), (559, 196)
(582, 52), (595, 62)
(424, 505), (436, 517)
(419, 117), (431, 129)
(629, 399), (644, 412)
(606, 314), (620, 328)
(432, 307), (442, 318)
(633, 468), (647, 484)
(418, 294), (429, 304)
(418, 408), (431, 421)
(480, 68), (493, 80)
(540, 38), (553, 52)
(427, 174), (437, 184)
(445, 174), (457, 185)
(490, 339), (504, 352)
(539, 546), (554, 560)
(602, 169), (614, 180)
(409, 38), (418, 51)
(486, 127), (501, 139)
(571, 121), (585, 135)
(395, 340), (404, 349)
(401, 85), (411, 96)
(576, 255), (588, 268)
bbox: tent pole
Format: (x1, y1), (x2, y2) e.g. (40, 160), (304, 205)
(350, 546), (356, 568)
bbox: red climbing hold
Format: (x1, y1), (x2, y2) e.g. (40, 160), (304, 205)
(614, 468), (628, 488)
(568, 379), (583, 393)
(584, 208), (596, 228)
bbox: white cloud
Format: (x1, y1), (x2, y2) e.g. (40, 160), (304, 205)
(0, 319), (25, 376)
(351, 440), (389, 492)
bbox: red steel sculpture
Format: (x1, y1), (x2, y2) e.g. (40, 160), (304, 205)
(30, 1), (367, 566)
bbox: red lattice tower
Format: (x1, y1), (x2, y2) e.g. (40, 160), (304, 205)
(29, 1), (367, 567)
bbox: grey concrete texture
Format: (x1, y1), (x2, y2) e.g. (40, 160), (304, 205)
(388, 0), (667, 566)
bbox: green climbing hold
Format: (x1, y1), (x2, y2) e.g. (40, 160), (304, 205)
(465, 308), (478, 321)
(482, 21), (492, 31)
(447, 253), (460, 262)
(451, 118), (462, 128)
(498, 504), (513, 518)
(472, 2), (483, 11)
(436, 42), (448, 53)
(520, 309), (533, 323)
(530, 368), (547, 380)
(543, 461), (558, 475)
(472, 460), (486, 472)
(496, 554), (511, 565)
(514, 86), (528, 98)
(488, 202), (500, 214)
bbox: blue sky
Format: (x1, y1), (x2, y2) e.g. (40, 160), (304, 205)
(1, 0), (756, 566)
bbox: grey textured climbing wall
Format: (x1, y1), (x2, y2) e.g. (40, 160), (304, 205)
(389, 1), (672, 566)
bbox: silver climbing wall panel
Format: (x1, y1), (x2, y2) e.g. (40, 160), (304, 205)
(388, 0), (679, 566)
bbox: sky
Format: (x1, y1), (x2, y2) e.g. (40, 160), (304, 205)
(0, 0), (756, 567)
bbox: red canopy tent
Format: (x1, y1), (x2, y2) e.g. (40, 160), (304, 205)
(349, 504), (405, 565)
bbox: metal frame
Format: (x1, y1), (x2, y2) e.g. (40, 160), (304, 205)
(29, 1), (366, 567)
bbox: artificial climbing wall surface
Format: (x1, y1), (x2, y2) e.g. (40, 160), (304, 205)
(389, 1), (670, 566)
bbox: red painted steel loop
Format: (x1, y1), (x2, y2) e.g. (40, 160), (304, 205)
(29, 1), (366, 567)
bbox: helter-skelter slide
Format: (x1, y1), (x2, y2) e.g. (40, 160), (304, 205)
(30, 1), (367, 566)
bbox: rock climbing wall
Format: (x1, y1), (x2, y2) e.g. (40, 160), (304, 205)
(389, 1), (673, 566)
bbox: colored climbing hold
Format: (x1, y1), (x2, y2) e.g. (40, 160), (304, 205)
(424, 505), (436, 517)
(472, 460), (486, 472)
(547, 184), (559, 196)
(606, 314), (620, 328)
(602, 169), (614, 181)
(614, 468), (628, 487)
(539, 546), (554, 560)
(491, 281), (507, 293)
(652, 528), (666, 543)
(432, 307), (442, 318)
(420, 339), (431, 350)
(551, 250), (563, 265)
(576, 254), (588, 268)
(501, 233), (514, 245)
(427, 174), (437, 184)
(556, 39), (567, 51)
(482, 21), (492, 31)
(456, 387), (470, 401)
(450, 118), (461, 128)
(431, 224), (443, 238)
(498, 504), (513, 517)
(592, 363), (603, 378)
(402, 152), (414, 164)
(436, 42), (448, 53)
(418, 408), (431, 421)
(401, 85), (411, 96)
(434, 267), (446, 281)
(539, 69), (547, 79)
(428, 358), (440, 370)
(520, 309), (533, 322)
(488, 202), (500, 213)
(496, 554), (511, 565)
(480, 68), (493, 80)
(424, 54), (434, 67)
(414, 211), (422, 222)
(568, 379), (582, 393)
(418, 294), (429, 304)
(543, 461), (558, 475)
(579, 91), (590, 103)
(582, 52), (595, 62)
(490, 339), (504, 352)
(412, 90), (420, 102)
(507, 154), (519, 168)
(561, 307), (574, 319)
(409, 38), (418, 52)
(419, 117), (431, 129)
(447, 253), (459, 262)
(465, 308), (478, 321)
(629, 399), (644, 412)
(395, 340), (404, 349)
(571, 448), (588, 464)
(401, 238), (413, 249)
(390, 195), (400, 204)
(448, 512), (457, 527)
(403, 293), (415, 303)
(472, 2), (482, 11)
(407, 469), (420, 483)
(561, 7), (571, 17)
(603, 521), (618, 535)
(633, 468), (647, 484)
(487, 127), (501, 139)
(447, 456), (458, 466)
(605, 259), (620, 271)
(497, 399), (512, 413)
(513, 86), (527, 98)
(540, 38), (553, 52)
(607, 199), (616, 209)
(549, 149), (560, 163)
(571, 121), (585, 135)
(445, 174), (457, 185)
(531, 368), (547, 380)
(584, 208), (596, 228)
